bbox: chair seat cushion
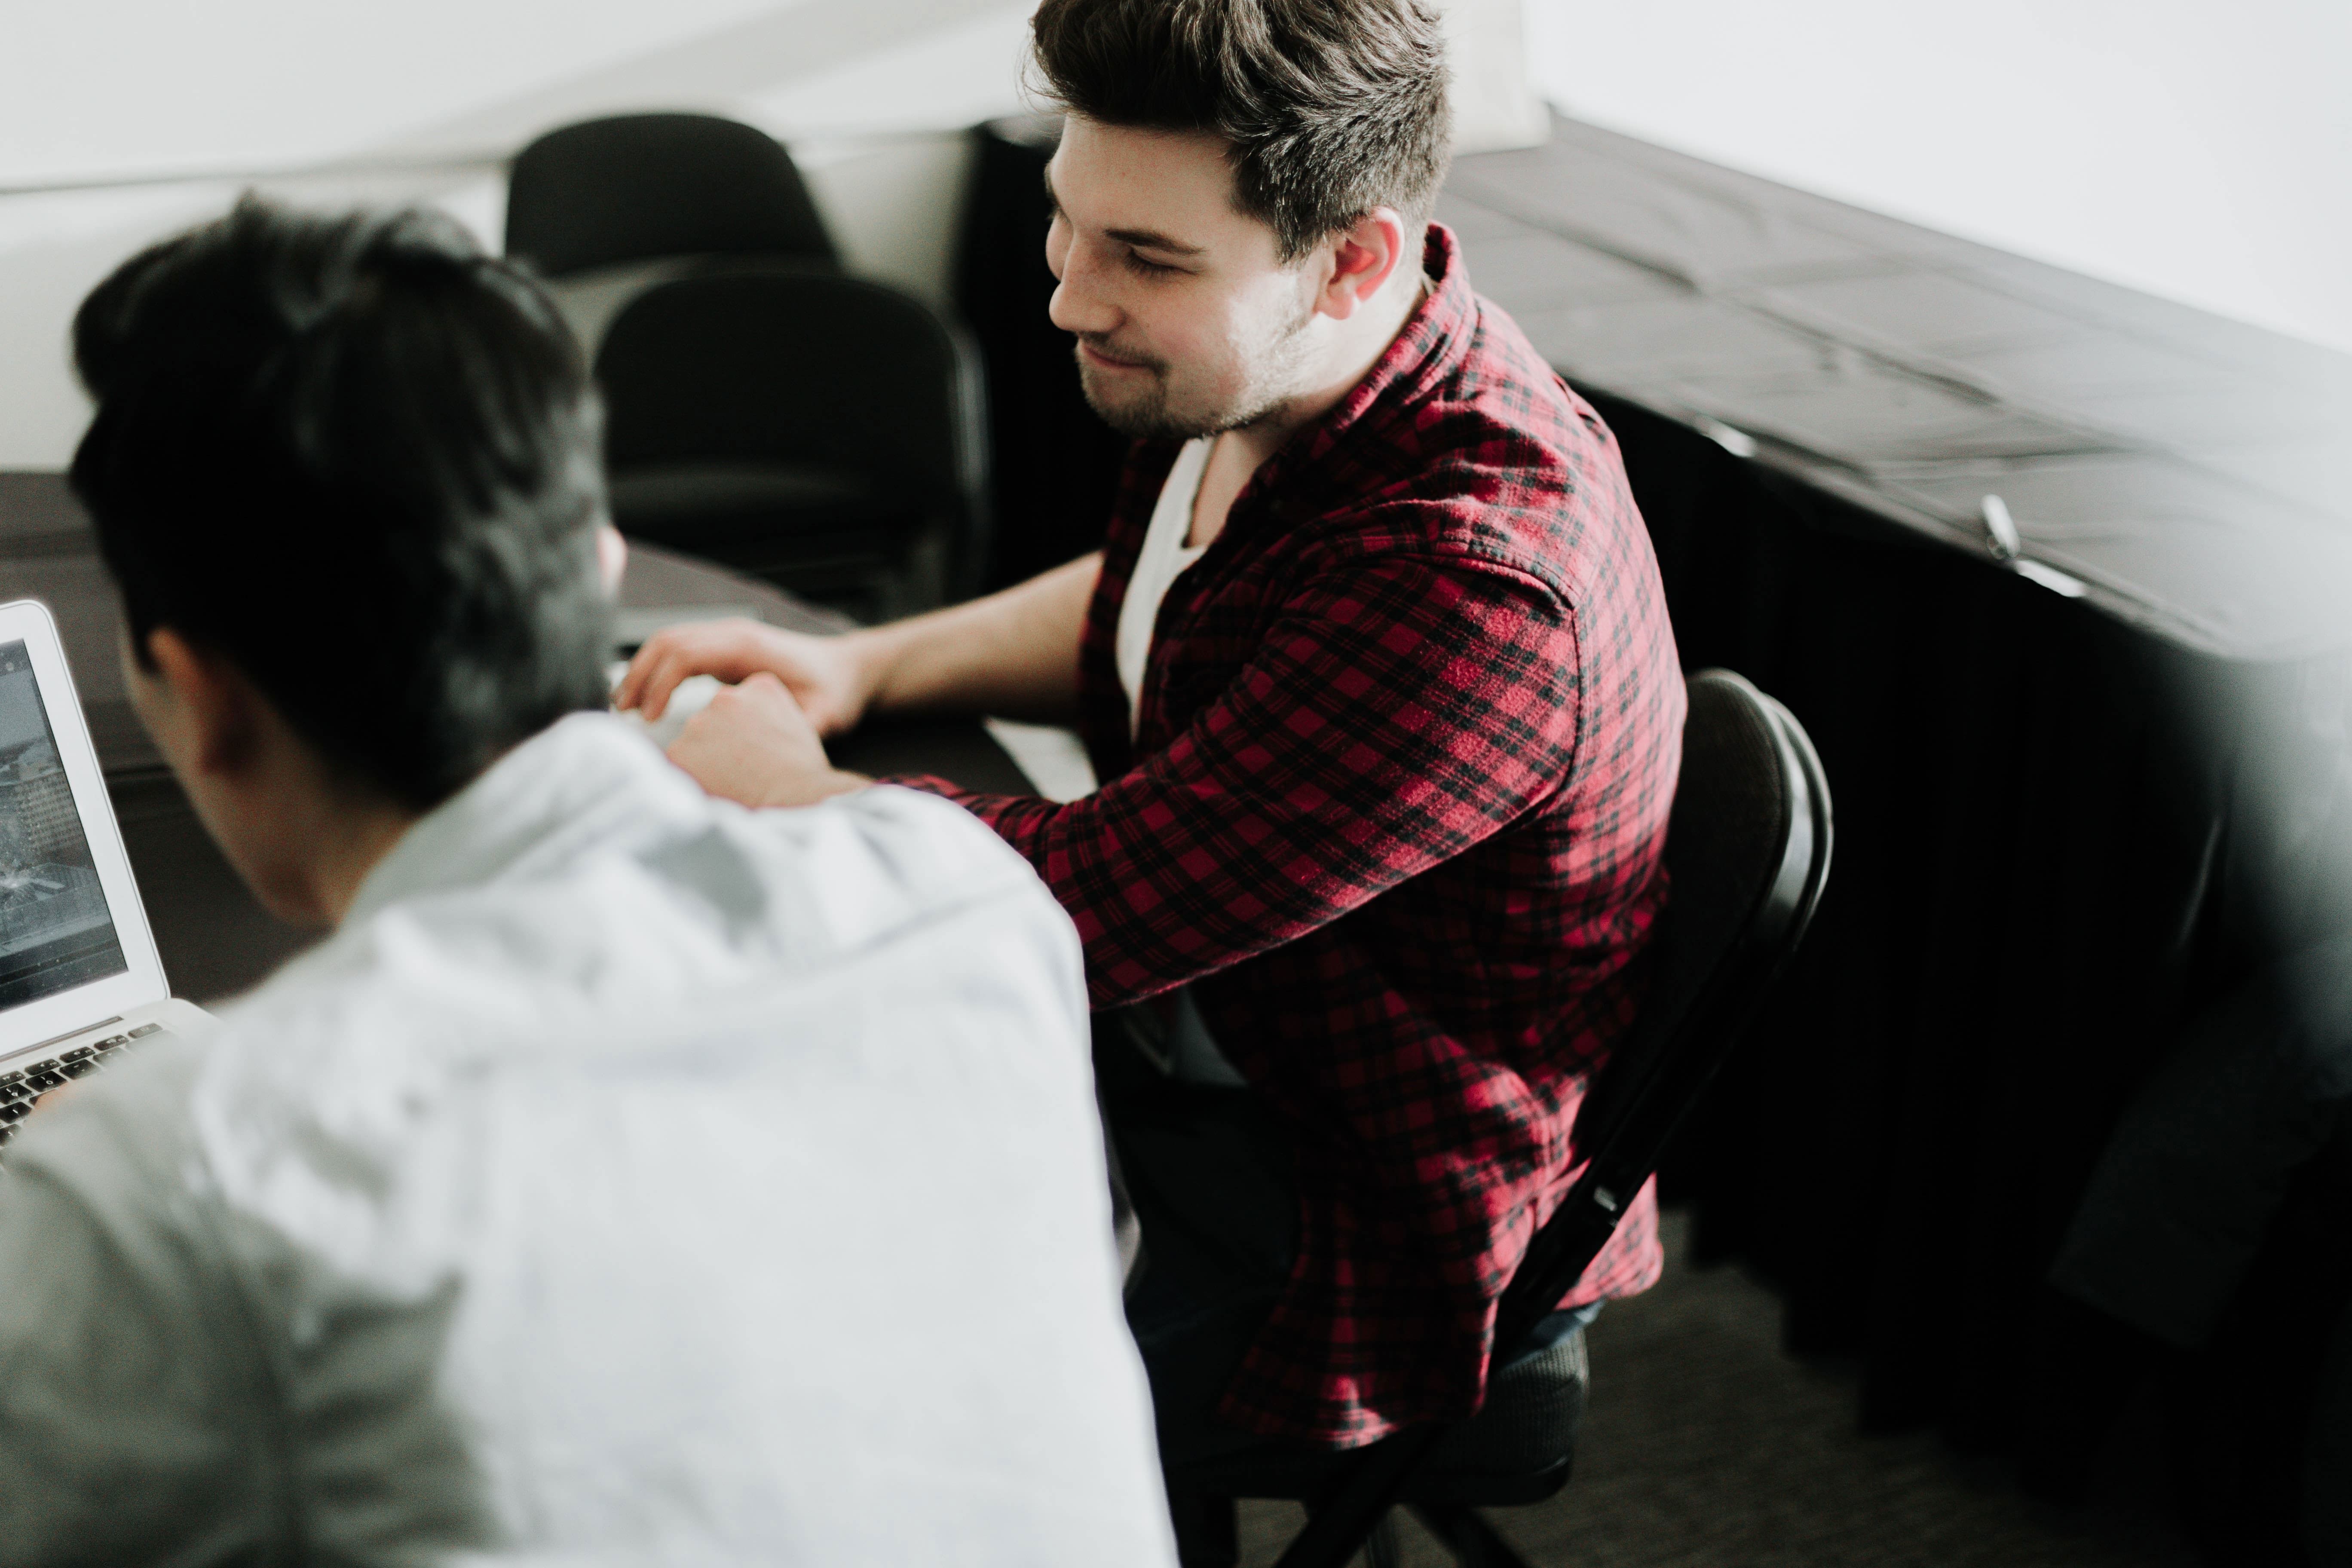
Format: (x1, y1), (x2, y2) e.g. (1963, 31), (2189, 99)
(1165, 1326), (1587, 1508)
(608, 460), (934, 581)
(608, 462), (925, 540)
(1413, 1322), (1587, 1505)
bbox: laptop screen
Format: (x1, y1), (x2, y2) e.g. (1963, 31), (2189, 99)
(0, 641), (129, 1011)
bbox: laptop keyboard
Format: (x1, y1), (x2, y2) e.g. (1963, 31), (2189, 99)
(0, 1021), (169, 1151)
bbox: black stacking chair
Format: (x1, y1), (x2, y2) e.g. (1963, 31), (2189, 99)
(595, 270), (989, 620)
(1166, 668), (1834, 1568)
(504, 113), (836, 280)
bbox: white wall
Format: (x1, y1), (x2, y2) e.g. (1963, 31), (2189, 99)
(2, 0), (2344, 469)
(1529, 0), (2352, 354)
(0, 0), (1041, 469)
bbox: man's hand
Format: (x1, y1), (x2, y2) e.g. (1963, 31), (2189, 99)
(619, 551), (1101, 734)
(667, 674), (870, 809)
(616, 619), (874, 737)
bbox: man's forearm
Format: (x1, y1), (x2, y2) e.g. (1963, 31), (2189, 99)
(849, 551), (1100, 723)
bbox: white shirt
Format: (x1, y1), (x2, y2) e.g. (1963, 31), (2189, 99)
(0, 713), (1176, 1567)
(1115, 436), (1213, 736)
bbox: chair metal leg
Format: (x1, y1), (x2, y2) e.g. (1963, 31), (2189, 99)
(1166, 1484), (1239, 1568)
(1409, 1502), (1541, 1568)
(1273, 1424), (1449, 1568)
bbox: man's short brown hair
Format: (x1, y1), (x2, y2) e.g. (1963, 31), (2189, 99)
(1029, 0), (1453, 261)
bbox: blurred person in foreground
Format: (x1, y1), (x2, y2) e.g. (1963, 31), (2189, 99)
(0, 197), (1176, 1565)
(620, 0), (1684, 1464)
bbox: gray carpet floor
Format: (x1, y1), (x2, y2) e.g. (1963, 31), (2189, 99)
(1237, 1210), (2198, 1567)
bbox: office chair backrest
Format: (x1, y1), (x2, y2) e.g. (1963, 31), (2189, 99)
(505, 113), (836, 279)
(1497, 666), (1833, 1351)
(596, 270), (984, 510)
(1267, 668), (1833, 1568)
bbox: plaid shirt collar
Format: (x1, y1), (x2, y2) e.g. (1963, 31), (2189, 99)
(1216, 224), (1474, 548)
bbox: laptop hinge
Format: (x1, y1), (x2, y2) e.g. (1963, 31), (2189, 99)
(3, 1017), (124, 1062)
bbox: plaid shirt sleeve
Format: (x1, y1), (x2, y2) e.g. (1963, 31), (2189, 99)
(900, 544), (1581, 1007)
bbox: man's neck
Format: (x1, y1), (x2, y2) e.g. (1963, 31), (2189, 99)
(1227, 268), (1432, 473)
(1186, 268), (1432, 551)
(218, 757), (421, 931)
(315, 801), (422, 927)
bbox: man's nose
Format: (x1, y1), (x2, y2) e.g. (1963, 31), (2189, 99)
(1047, 242), (1120, 338)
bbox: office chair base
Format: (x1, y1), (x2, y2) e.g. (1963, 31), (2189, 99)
(1410, 1502), (1544, 1568)
(1167, 1486), (1238, 1568)
(1163, 1497), (1545, 1568)
(1166, 1455), (1571, 1567)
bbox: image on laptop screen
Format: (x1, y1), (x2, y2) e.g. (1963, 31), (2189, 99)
(0, 641), (128, 1011)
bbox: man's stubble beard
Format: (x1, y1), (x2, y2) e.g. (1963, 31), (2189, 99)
(1073, 348), (1186, 441)
(1074, 290), (1320, 443)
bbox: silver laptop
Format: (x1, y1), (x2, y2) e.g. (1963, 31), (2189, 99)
(0, 598), (216, 1148)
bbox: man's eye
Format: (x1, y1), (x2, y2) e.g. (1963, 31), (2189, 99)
(1124, 250), (1179, 276)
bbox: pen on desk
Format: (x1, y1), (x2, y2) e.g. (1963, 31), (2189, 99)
(1981, 493), (2022, 562)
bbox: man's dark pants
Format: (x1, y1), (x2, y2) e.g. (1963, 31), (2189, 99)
(1095, 1009), (1600, 1470)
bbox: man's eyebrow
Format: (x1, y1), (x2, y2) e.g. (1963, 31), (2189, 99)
(1104, 227), (1205, 257)
(1039, 167), (1206, 256)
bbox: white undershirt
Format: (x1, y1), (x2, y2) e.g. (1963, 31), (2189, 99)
(1115, 436), (1213, 737)
(1106, 438), (1246, 1087)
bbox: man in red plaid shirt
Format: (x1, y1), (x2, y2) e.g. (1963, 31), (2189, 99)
(621, 0), (1683, 1461)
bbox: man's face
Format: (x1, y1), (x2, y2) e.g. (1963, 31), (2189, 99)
(1045, 117), (1323, 441)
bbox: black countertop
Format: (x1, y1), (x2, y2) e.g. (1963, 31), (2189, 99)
(1445, 113), (2352, 664)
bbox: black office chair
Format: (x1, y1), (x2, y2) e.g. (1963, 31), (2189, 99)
(1165, 668), (1835, 1568)
(504, 113), (836, 281)
(954, 114), (1130, 591)
(595, 270), (990, 620)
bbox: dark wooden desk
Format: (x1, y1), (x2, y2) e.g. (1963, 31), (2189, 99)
(0, 478), (1034, 1003)
(954, 114), (2352, 1511)
(1436, 117), (2352, 1477)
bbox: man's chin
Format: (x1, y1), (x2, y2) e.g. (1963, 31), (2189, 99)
(1077, 367), (1204, 442)
(1078, 371), (1179, 441)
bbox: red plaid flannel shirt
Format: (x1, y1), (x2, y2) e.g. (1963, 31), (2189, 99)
(900, 226), (1683, 1446)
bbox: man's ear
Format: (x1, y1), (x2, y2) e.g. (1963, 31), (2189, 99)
(596, 523), (628, 595)
(1315, 206), (1412, 322)
(144, 628), (264, 778)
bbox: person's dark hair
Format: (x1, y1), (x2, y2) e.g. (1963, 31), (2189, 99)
(1029, 0), (1452, 260)
(70, 196), (612, 812)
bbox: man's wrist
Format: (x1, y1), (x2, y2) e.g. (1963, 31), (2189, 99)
(836, 625), (903, 717)
(758, 769), (870, 810)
